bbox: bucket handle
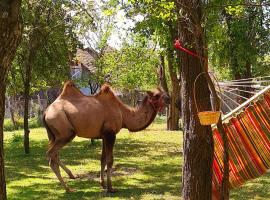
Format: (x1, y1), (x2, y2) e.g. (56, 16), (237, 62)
(193, 72), (221, 113)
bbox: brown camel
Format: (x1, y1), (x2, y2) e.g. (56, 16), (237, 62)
(43, 81), (169, 193)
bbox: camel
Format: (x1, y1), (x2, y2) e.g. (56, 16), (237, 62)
(43, 81), (169, 193)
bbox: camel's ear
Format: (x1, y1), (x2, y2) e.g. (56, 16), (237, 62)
(157, 86), (164, 92)
(101, 84), (111, 93)
(146, 91), (154, 97)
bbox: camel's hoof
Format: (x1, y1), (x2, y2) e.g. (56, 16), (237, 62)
(66, 188), (76, 193)
(107, 188), (117, 193)
(69, 174), (78, 179)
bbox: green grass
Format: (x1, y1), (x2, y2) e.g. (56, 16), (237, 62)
(4, 121), (270, 200)
(4, 122), (182, 200)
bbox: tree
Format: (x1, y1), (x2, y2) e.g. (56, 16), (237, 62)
(65, 0), (118, 92)
(207, 0), (270, 80)
(175, 0), (214, 199)
(124, 0), (181, 130)
(9, 0), (78, 154)
(0, 1), (22, 199)
(96, 37), (159, 91)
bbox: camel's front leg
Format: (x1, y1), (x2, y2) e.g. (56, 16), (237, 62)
(103, 131), (116, 193)
(100, 139), (106, 189)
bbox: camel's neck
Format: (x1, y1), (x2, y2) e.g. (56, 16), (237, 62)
(120, 97), (157, 132)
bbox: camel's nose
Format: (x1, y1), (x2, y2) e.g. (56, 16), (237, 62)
(163, 94), (170, 105)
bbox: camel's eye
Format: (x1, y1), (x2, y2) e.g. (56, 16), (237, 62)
(155, 94), (160, 99)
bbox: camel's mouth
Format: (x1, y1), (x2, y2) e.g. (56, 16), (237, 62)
(163, 94), (171, 105)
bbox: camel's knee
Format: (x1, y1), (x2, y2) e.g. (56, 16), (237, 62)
(46, 147), (59, 163)
(46, 150), (53, 161)
(49, 159), (58, 169)
(46, 148), (56, 160)
(47, 156), (58, 168)
(101, 154), (106, 163)
(106, 157), (114, 168)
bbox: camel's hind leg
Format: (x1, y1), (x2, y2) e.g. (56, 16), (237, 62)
(57, 153), (77, 179)
(49, 153), (74, 192)
(103, 131), (116, 193)
(47, 132), (75, 192)
(100, 139), (106, 189)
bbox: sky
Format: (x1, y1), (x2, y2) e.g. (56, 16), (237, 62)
(78, 0), (144, 50)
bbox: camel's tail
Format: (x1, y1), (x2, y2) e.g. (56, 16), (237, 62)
(42, 112), (55, 146)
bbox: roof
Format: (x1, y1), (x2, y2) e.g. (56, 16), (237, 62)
(75, 48), (96, 73)
(72, 46), (116, 74)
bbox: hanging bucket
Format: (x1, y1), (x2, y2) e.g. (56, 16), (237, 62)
(197, 111), (221, 125)
(194, 72), (221, 125)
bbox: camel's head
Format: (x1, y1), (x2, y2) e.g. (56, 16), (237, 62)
(146, 87), (170, 112)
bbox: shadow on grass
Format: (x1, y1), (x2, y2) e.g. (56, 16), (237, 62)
(5, 134), (182, 200)
(230, 171), (270, 200)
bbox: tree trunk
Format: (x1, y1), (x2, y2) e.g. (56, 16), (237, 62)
(21, 31), (39, 155)
(242, 61), (252, 98)
(8, 96), (17, 129)
(0, 1), (22, 199)
(23, 81), (30, 154)
(22, 60), (33, 155)
(0, 79), (7, 200)
(167, 48), (180, 130)
(176, 0), (214, 199)
(158, 54), (171, 130)
(159, 54), (169, 93)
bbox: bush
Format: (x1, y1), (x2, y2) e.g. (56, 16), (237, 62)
(3, 119), (19, 131)
(10, 133), (23, 143)
(4, 116), (42, 132)
(154, 115), (167, 124)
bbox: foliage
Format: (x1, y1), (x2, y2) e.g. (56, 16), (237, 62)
(96, 38), (159, 90)
(124, 0), (177, 49)
(64, 0), (119, 53)
(123, 0), (180, 130)
(4, 117), (42, 132)
(207, 0), (270, 79)
(7, 0), (79, 95)
(63, 0), (121, 89)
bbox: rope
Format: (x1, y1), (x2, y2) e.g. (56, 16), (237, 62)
(230, 88), (257, 95)
(217, 91), (241, 106)
(219, 96), (234, 112)
(221, 80), (270, 84)
(221, 89), (249, 100)
(174, 40), (207, 60)
(223, 76), (270, 82)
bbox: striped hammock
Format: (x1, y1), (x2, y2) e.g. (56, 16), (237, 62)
(212, 91), (270, 198)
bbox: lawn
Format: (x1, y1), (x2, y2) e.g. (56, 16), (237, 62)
(3, 121), (270, 200)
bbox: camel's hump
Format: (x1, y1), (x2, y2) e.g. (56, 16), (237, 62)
(100, 84), (112, 93)
(59, 81), (83, 98)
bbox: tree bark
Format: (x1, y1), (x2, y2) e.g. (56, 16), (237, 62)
(159, 54), (169, 93)
(176, 0), (214, 199)
(8, 96), (17, 129)
(218, 119), (230, 200)
(22, 49), (36, 155)
(158, 54), (171, 130)
(167, 48), (180, 130)
(0, 1), (22, 199)
(0, 79), (7, 200)
(23, 81), (30, 154)
(21, 28), (39, 154)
